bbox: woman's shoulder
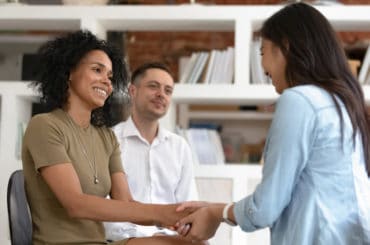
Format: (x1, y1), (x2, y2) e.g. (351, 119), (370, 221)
(95, 125), (117, 141)
(282, 85), (334, 109)
(29, 109), (64, 125)
(28, 109), (69, 134)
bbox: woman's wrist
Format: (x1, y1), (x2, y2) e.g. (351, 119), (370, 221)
(222, 202), (237, 226)
(209, 203), (227, 223)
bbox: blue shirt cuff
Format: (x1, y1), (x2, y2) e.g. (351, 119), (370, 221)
(234, 195), (259, 232)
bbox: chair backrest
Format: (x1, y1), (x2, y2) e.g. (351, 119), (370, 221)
(7, 170), (32, 245)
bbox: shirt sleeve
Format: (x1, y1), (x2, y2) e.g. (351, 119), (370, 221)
(234, 89), (317, 231)
(108, 129), (124, 174)
(24, 114), (71, 171)
(175, 138), (199, 202)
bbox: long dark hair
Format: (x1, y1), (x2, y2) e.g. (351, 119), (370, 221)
(34, 30), (128, 127)
(261, 3), (370, 176)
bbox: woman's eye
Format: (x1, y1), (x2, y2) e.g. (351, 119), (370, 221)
(93, 67), (101, 73)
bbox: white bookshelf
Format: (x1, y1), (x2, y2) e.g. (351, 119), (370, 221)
(1, 4), (370, 245)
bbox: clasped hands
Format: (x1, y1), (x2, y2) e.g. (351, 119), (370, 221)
(160, 201), (225, 242)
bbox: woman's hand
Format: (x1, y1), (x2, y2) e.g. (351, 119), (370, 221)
(155, 203), (193, 228)
(176, 201), (210, 213)
(175, 204), (225, 242)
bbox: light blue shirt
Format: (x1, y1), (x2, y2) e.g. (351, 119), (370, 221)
(234, 85), (370, 245)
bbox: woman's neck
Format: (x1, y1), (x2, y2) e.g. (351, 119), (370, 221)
(64, 106), (91, 128)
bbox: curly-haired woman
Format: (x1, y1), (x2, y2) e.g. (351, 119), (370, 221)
(22, 30), (205, 245)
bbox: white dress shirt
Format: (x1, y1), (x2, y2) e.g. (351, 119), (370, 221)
(104, 117), (197, 240)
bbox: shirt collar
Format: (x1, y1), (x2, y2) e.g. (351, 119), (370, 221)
(124, 116), (170, 142)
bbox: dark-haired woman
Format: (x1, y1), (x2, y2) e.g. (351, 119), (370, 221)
(22, 30), (205, 245)
(175, 3), (370, 245)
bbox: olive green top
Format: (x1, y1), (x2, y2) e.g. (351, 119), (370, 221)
(22, 109), (124, 244)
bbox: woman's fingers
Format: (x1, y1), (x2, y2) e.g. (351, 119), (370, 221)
(176, 213), (195, 235)
(176, 201), (209, 212)
(176, 223), (191, 236)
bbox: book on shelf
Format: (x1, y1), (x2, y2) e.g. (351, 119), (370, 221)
(211, 50), (224, 84)
(358, 44), (370, 84)
(185, 52), (203, 84)
(250, 38), (270, 85)
(188, 52), (209, 84)
(176, 126), (225, 165)
(223, 47), (234, 85)
(178, 56), (190, 81)
(210, 50), (229, 84)
(203, 49), (217, 84)
(178, 47), (234, 85)
(179, 52), (198, 84)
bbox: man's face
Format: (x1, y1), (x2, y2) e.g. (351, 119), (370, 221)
(130, 68), (174, 120)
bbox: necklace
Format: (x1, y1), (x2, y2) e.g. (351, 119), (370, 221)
(64, 111), (99, 184)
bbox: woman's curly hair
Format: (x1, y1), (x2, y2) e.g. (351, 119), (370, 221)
(34, 30), (128, 127)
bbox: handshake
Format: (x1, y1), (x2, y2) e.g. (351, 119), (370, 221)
(158, 201), (236, 243)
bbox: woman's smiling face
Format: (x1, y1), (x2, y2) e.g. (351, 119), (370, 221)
(261, 38), (289, 94)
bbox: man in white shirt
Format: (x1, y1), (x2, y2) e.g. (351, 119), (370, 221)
(105, 62), (197, 240)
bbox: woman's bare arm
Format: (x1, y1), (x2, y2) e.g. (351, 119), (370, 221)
(40, 163), (187, 226)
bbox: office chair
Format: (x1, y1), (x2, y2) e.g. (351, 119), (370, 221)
(7, 169), (32, 245)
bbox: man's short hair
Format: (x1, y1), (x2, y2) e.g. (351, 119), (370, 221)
(131, 62), (173, 85)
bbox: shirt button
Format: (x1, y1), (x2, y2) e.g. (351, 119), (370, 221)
(248, 208), (253, 215)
